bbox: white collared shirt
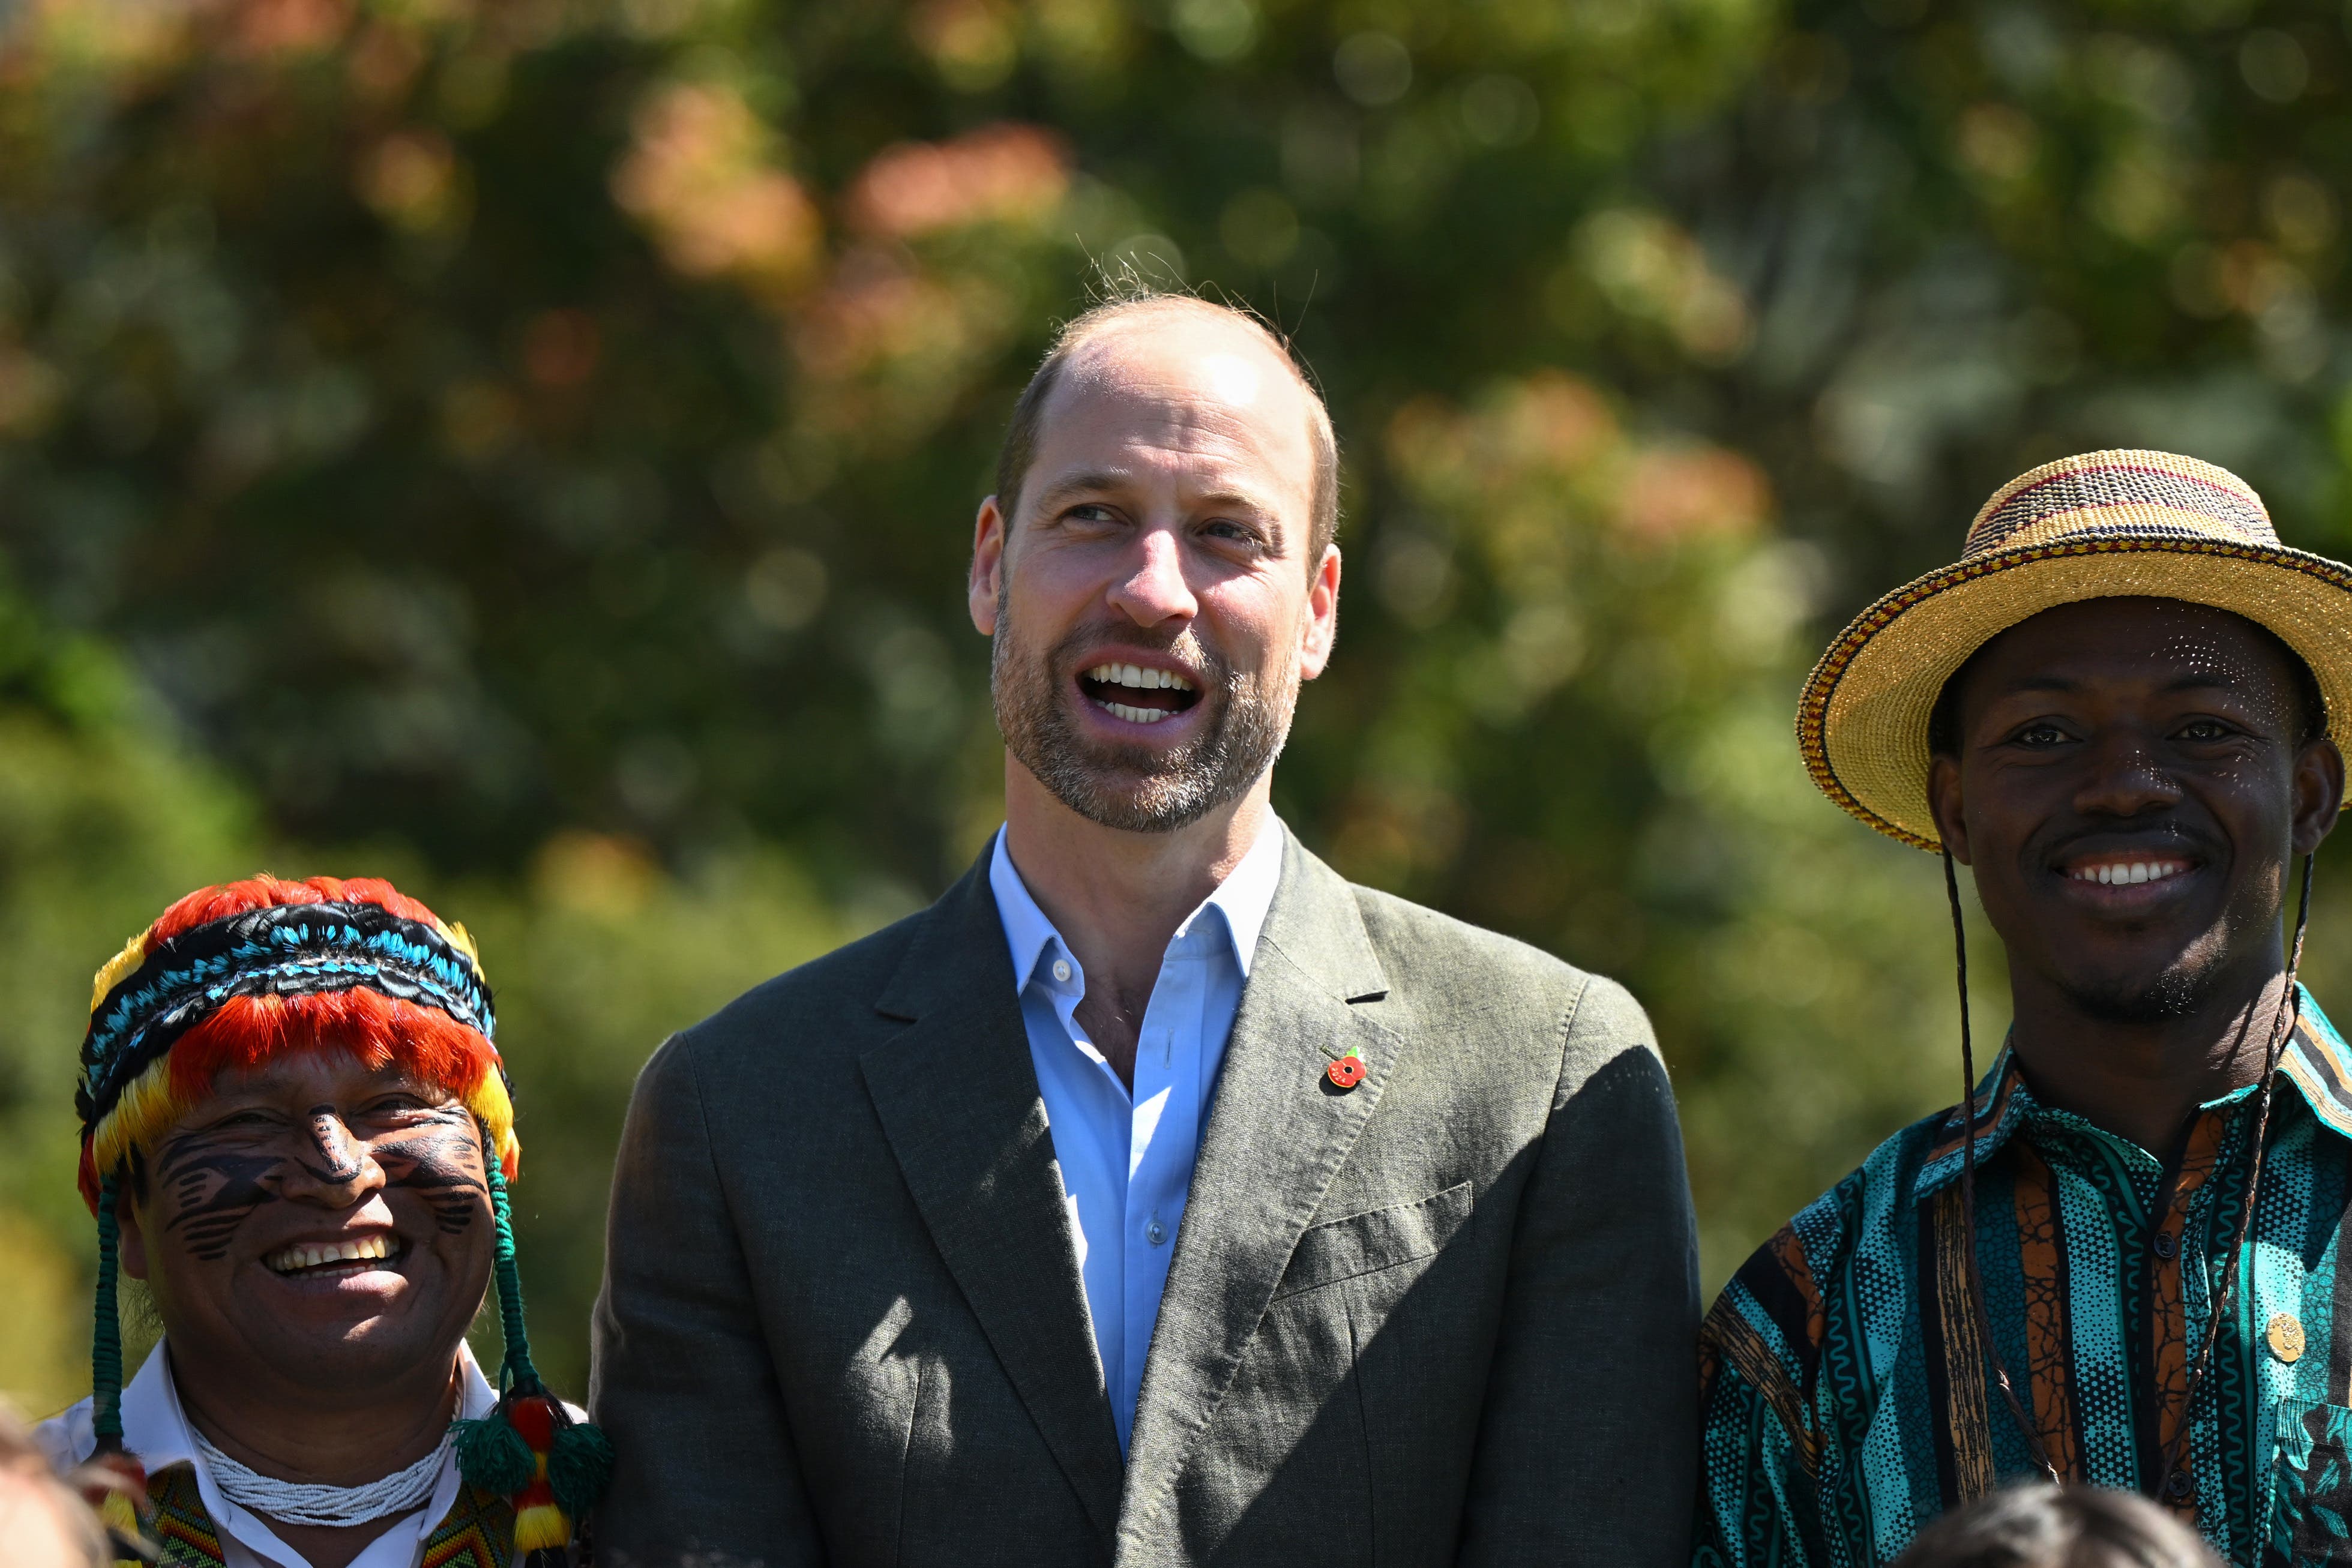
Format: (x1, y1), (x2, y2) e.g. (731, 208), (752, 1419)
(38, 1340), (498, 1568)
(987, 815), (1286, 1453)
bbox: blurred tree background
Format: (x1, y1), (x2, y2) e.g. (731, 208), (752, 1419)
(4, 0), (2352, 1412)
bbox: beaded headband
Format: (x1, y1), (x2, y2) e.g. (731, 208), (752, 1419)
(79, 900), (496, 1133)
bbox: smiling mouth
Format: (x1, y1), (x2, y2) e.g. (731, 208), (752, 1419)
(2065, 857), (2194, 888)
(1078, 662), (1201, 725)
(264, 1235), (403, 1276)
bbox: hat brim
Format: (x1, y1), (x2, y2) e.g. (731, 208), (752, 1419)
(1799, 536), (2352, 850)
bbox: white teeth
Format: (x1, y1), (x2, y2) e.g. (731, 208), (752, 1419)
(266, 1235), (394, 1274)
(1083, 663), (1196, 692)
(1100, 700), (1170, 724)
(2073, 861), (2186, 886)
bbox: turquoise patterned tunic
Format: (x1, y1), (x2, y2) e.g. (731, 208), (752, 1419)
(1697, 989), (2352, 1566)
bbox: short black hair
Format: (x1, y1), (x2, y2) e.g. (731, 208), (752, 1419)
(1926, 607), (2327, 759)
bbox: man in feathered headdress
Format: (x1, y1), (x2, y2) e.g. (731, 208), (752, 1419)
(1696, 452), (2352, 1564)
(35, 875), (606, 1568)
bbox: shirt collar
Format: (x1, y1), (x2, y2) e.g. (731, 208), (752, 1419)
(1911, 985), (2352, 1202)
(988, 815), (1287, 996)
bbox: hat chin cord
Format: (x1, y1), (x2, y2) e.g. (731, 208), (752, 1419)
(1941, 846), (2317, 1497)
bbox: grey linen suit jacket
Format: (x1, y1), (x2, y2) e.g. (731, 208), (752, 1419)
(591, 835), (1700, 1567)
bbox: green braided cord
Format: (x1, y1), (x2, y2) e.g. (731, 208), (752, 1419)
(92, 1172), (125, 1449)
(484, 1152), (541, 1394)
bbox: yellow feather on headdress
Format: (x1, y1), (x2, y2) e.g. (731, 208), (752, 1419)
(89, 929), (150, 1016)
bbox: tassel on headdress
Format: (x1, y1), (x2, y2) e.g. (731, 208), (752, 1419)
(451, 1147), (613, 1561)
(86, 1168), (153, 1563)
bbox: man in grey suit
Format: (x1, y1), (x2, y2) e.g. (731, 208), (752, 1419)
(591, 292), (1701, 1566)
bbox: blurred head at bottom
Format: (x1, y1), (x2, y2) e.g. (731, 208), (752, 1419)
(1893, 1485), (2220, 1568)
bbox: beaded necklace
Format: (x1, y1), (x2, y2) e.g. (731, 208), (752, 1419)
(143, 1463), (517, 1568)
(187, 1426), (448, 1528)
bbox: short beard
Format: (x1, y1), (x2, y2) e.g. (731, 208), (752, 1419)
(2057, 930), (2239, 1025)
(2061, 964), (2222, 1025)
(991, 592), (1293, 835)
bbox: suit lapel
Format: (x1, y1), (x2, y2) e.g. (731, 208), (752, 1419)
(1118, 836), (1403, 1534)
(858, 853), (1125, 1544)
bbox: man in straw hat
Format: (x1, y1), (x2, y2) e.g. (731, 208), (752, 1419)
(1694, 451), (2352, 1565)
(34, 875), (607, 1568)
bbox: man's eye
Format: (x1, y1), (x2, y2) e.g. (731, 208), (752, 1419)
(2177, 718), (2234, 742)
(1064, 503), (1118, 525)
(2012, 723), (2070, 748)
(1202, 520), (1254, 542)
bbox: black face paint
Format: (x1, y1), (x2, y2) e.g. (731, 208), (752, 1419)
(153, 1132), (284, 1262)
(371, 1108), (489, 1235)
(149, 1100), (489, 1258)
(302, 1105), (364, 1185)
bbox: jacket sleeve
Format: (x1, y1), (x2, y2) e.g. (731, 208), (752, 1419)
(1454, 975), (1702, 1567)
(589, 1030), (825, 1567)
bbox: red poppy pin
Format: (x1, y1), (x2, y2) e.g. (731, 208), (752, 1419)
(1326, 1052), (1365, 1090)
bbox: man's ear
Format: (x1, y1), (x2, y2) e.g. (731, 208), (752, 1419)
(116, 1177), (150, 1283)
(1297, 542), (1341, 681)
(970, 495), (1009, 637)
(2291, 734), (2345, 858)
(1928, 753), (1972, 866)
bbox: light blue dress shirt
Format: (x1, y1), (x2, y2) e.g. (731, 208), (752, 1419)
(987, 817), (1286, 1453)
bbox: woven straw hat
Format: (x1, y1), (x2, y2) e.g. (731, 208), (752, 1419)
(1797, 448), (2352, 850)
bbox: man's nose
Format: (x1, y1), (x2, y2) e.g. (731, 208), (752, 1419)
(286, 1111), (385, 1204)
(2075, 730), (2183, 818)
(1104, 526), (1198, 627)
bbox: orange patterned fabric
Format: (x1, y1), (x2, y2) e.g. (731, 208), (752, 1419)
(2149, 1110), (2230, 1520)
(2011, 1142), (2080, 1482)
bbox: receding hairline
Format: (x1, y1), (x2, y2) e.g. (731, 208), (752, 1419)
(1054, 295), (1320, 391)
(993, 291), (1341, 565)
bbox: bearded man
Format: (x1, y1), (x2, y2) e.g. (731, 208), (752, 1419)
(591, 292), (1702, 1566)
(38, 875), (604, 1568)
(1697, 452), (2352, 1565)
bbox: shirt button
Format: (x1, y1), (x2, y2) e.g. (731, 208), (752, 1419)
(1146, 1219), (1168, 1246)
(2164, 1468), (2194, 1501)
(1052, 959), (1072, 984)
(2270, 1313), (2307, 1363)
(2153, 1230), (2178, 1259)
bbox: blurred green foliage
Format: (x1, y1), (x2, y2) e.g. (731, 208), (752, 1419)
(3, 0), (2352, 1416)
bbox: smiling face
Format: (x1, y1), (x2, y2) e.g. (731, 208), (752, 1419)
(117, 1045), (493, 1398)
(970, 305), (1340, 833)
(1928, 597), (2343, 1024)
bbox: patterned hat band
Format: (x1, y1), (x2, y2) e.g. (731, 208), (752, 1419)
(1962, 455), (2279, 555)
(77, 900), (498, 1134)
(1798, 449), (2352, 850)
